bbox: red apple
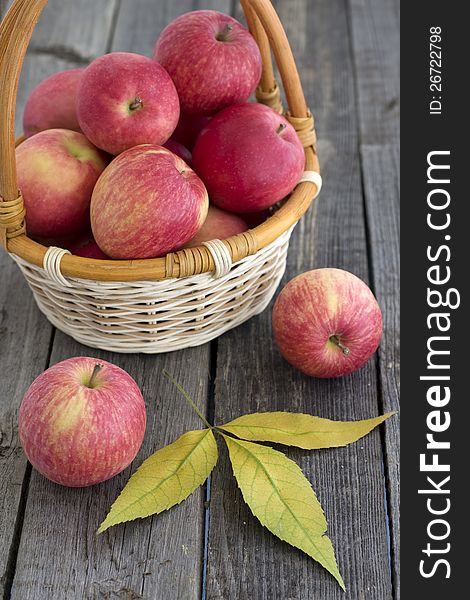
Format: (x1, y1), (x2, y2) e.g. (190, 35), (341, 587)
(154, 10), (262, 115)
(184, 205), (247, 248)
(163, 138), (192, 166)
(66, 230), (110, 259)
(272, 269), (383, 378)
(91, 145), (208, 259)
(18, 357), (146, 487)
(172, 112), (211, 150)
(240, 208), (272, 228)
(77, 52), (180, 155)
(192, 102), (305, 213)
(23, 68), (83, 137)
(16, 129), (108, 239)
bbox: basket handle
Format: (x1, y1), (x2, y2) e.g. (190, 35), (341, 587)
(242, 0), (308, 117)
(0, 0), (48, 248)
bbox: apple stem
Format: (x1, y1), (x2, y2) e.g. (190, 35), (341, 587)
(129, 97), (143, 111)
(276, 123), (287, 135)
(329, 335), (350, 355)
(216, 24), (233, 41)
(87, 364), (104, 388)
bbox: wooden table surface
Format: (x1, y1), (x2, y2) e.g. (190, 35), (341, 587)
(0, 1), (400, 598)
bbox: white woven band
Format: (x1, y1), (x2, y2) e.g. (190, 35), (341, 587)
(43, 246), (72, 287)
(203, 239), (233, 279)
(298, 170), (322, 198)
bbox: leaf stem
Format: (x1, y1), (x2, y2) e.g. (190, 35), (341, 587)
(162, 370), (213, 429)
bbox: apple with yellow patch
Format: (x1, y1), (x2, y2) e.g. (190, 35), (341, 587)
(272, 269), (383, 378)
(16, 129), (107, 239)
(18, 357), (146, 487)
(184, 205), (247, 247)
(91, 144), (208, 259)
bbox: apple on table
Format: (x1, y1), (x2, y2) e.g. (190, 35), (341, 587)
(18, 357), (146, 487)
(272, 269), (383, 378)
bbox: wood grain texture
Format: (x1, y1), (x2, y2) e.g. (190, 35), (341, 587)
(1, 0), (400, 598)
(28, 0), (119, 61)
(348, 0), (400, 595)
(206, 0), (394, 598)
(112, 0), (232, 57)
(361, 143), (400, 597)
(0, 252), (53, 597)
(9, 1), (214, 599)
(348, 0), (399, 145)
(10, 334), (210, 600)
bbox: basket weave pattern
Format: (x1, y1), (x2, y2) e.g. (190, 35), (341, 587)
(0, 0), (321, 353)
(13, 228), (293, 353)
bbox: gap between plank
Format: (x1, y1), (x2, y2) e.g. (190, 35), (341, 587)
(357, 133), (398, 600)
(106, 0), (122, 54)
(2, 327), (57, 600)
(343, 1), (397, 597)
(201, 338), (218, 600)
(27, 45), (90, 65)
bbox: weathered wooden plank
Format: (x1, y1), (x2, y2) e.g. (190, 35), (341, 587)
(361, 144), (400, 597)
(10, 2), (215, 598)
(0, 253), (53, 597)
(206, 0), (394, 598)
(29, 0), (119, 61)
(3, 11), (129, 594)
(112, 0), (232, 57)
(0, 0), (10, 19)
(11, 334), (210, 600)
(348, 0), (400, 145)
(348, 0), (400, 595)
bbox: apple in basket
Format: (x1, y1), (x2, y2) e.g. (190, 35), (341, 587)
(272, 269), (383, 378)
(172, 112), (211, 151)
(77, 52), (180, 155)
(16, 129), (108, 239)
(184, 205), (248, 248)
(18, 357), (146, 487)
(154, 10), (262, 115)
(23, 68), (83, 137)
(66, 230), (110, 259)
(90, 145), (208, 259)
(163, 138), (192, 166)
(192, 102), (305, 213)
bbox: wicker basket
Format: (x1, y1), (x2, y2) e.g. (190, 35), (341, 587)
(0, 0), (321, 354)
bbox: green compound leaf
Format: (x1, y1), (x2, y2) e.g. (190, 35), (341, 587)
(99, 429), (218, 533)
(220, 411), (394, 449)
(223, 434), (345, 590)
